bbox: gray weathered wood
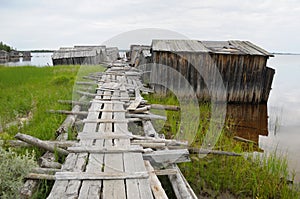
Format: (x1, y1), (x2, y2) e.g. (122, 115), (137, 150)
(15, 133), (69, 156)
(142, 120), (159, 138)
(68, 146), (145, 153)
(150, 104), (180, 111)
(77, 132), (132, 140)
(168, 164), (197, 199)
(144, 160), (168, 199)
(143, 149), (190, 165)
(126, 113), (167, 120)
(55, 171), (149, 180)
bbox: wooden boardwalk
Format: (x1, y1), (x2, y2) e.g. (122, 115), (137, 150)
(47, 63), (196, 199)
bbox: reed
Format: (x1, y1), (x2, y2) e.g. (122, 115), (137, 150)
(144, 93), (300, 198)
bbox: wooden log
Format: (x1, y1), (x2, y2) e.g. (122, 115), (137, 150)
(39, 157), (62, 169)
(168, 164), (198, 199)
(20, 180), (39, 199)
(31, 168), (60, 175)
(26, 173), (56, 180)
(188, 148), (242, 156)
(150, 104), (180, 111)
(130, 105), (151, 113)
(15, 133), (69, 156)
(58, 100), (90, 106)
(1, 140), (76, 149)
(132, 142), (166, 149)
(48, 110), (88, 116)
(56, 105), (81, 141)
(144, 160), (168, 199)
(234, 136), (257, 145)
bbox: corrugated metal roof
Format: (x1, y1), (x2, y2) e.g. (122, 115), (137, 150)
(152, 40), (272, 56)
(152, 40), (210, 52)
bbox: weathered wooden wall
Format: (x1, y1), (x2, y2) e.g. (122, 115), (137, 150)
(150, 51), (274, 103)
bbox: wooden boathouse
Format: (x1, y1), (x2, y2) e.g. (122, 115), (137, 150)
(135, 40), (275, 103)
(52, 45), (119, 65)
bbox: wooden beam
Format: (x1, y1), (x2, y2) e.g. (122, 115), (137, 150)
(67, 146), (147, 154)
(126, 113), (167, 120)
(15, 133), (69, 156)
(55, 171), (149, 180)
(58, 100), (90, 106)
(143, 149), (190, 164)
(48, 110), (88, 116)
(77, 132), (132, 140)
(150, 104), (180, 111)
(168, 164), (198, 199)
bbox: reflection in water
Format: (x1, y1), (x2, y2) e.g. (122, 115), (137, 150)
(226, 104), (268, 144)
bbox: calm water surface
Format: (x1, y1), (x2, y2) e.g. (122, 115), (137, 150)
(4, 52), (53, 67)
(261, 55), (300, 182)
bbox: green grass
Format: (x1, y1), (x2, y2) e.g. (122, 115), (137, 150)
(144, 93), (300, 199)
(0, 64), (105, 197)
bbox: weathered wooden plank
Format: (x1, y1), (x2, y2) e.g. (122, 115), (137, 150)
(102, 141), (126, 199)
(68, 146), (144, 153)
(78, 139), (104, 199)
(126, 113), (167, 120)
(168, 164), (198, 199)
(91, 99), (125, 104)
(127, 88), (143, 111)
(143, 149), (190, 165)
(55, 171), (148, 180)
(144, 161), (168, 199)
(47, 152), (89, 199)
(77, 132), (132, 140)
(132, 142), (166, 149)
(83, 119), (129, 123)
(124, 152), (153, 199)
(150, 104), (180, 111)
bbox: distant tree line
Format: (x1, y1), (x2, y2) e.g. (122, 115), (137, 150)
(0, 42), (13, 52)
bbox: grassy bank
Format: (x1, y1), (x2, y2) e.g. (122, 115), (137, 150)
(0, 66), (79, 144)
(0, 65), (105, 198)
(144, 93), (300, 199)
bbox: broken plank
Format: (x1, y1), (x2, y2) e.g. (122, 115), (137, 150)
(143, 149), (190, 165)
(144, 160), (168, 199)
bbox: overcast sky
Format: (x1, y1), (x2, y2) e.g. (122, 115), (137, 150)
(1, 0), (300, 52)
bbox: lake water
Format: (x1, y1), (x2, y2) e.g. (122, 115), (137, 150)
(4, 52), (53, 67)
(3, 52), (300, 181)
(261, 55), (300, 182)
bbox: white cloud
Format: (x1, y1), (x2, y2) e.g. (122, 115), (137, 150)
(0, 0), (300, 51)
